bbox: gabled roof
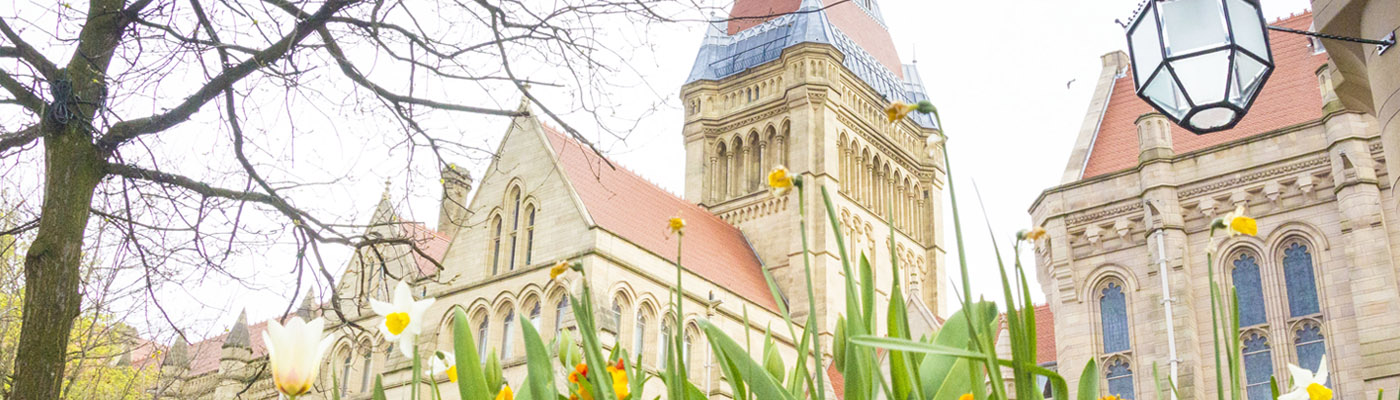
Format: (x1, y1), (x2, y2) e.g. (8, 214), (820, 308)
(1079, 12), (1326, 179)
(402, 222), (451, 277)
(539, 126), (780, 312)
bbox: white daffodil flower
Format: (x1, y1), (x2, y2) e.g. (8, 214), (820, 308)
(262, 317), (334, 399)
(432, 351), (459, 382)
(1279, 356), (1331, 400)
(370, 280), (435, 359)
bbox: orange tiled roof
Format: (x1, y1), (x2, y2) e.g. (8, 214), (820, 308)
(1080, 12), (1327, 179)
(727, 0), (904, 78)
(402, 222), (451, 277)
(540, 127), (780, 312)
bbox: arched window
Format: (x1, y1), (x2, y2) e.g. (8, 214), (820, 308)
(359, 345), (373, 392)
(1231, 251), (1268, 327)
(1105, 357), (1135, 399)
(524, 205), (537, 266)
(634, 313), (648, 355)
(477, 318), (490, 362)
(508, 187), (522, 271)
(490, 215), (503, 274)
(338, 348), (353, 396)
(611, 299), (623, 333)
(529, 301), (542, 330)
(716, 143), (729, 201)
(501, 310), (516, 358)
(1294, 321), (1326, 376)
(660, 318), (674, 367)
(1242, 332), (1274, 400)
(1099, 282), (1131, 353)
(732, 138), (745, 195)
(556, 297), (571, 332)
(1282, 243), (1320, 318)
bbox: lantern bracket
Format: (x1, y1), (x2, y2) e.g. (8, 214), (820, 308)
(1266, 25), (1396, 55)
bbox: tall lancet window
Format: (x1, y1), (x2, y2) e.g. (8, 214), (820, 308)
(524, 205), (537, 266)
(1231, 251), (1268, 327)
(501, 310), (516, 358)
(1099, 282), (1130, 353)
(1105, 358), (1135, 399)
(1282, 241), (1326, 374)
(1242, 332), (1274, 400)
(490, 215), (503, 274)
(507, 187), (522, 271)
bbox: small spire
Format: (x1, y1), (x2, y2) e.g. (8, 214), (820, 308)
(382, 178), (393, 200)
(223, 310), (250, 349)
(297, 289), (318, 319)
(516, 83), (533, 114)
(163, 336), (189, 367)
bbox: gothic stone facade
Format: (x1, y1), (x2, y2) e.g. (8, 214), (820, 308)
(1030, 12), (1400, 400)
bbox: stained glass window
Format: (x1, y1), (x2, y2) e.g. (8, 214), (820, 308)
(1242, 332), (1274, 400)
(1100, 282), (1131, 353)
(1295, 322), (1327, 379)
(1232, 252), (1268, 327)
(1106, 358), (1135, 399)
(1282, 243), (1320, 317)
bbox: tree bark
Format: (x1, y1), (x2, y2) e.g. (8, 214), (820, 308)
(10, 120), (104, 400)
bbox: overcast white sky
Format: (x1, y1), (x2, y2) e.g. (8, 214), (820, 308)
(21, 0), (1312, 339)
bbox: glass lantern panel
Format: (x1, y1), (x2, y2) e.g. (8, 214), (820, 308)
(1228, 51), (1268, 106)
(1161, 0), (1229, 56)
(1142, 69), (1189, 119)
(1171, 49), (1231, 105)
(1188, 107), (1237, 129)
(1225, 0), (1268, 59)
(1128, 6), (1163, 85)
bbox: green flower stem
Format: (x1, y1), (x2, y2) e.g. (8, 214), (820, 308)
(1207, 228), (1226, 400)
(674, 232), (687, 400)
(795, 179), (827, 400)
(412, 343), (421, 400)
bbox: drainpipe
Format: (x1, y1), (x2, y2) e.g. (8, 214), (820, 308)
(1142, 199), (1179, 400)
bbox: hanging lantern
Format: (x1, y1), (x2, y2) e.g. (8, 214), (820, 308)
(1125, 0), (1274, 134)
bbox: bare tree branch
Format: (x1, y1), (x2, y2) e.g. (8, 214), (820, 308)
(0, 18), (58, 79)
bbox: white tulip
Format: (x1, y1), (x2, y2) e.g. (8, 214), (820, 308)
(262, 317), (334, 399)
(370, 280), (435, 358)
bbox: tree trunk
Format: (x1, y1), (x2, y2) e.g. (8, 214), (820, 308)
(10, 120), (104, 400)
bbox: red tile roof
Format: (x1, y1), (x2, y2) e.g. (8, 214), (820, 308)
(1080, 12), (1327, 179)
(540, 127), (780, 312)
(992, 304), (1057, 364)
(185, 321), (272, 375)
(402, 222), (451, 277)
(727, 0), (904, 77)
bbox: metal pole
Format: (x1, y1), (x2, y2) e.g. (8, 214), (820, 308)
(1143, 199), (1179, 400)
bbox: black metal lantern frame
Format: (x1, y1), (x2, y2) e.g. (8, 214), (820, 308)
(1126, 0), (1275, 135)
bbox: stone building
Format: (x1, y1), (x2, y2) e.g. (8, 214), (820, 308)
(1030, 11), (1400, 400)
(149, 0), (947, 398)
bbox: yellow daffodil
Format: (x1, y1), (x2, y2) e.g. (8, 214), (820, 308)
(1212, 205), (1258, 237)
(261, 317), (334, 399)
(550, 260), (571, 280)
(767, 166), (794, 197)
(1100, 396), (1122, 400)
(370, 280), (435, 358)
(606, 358), (630, 399)
(668, 215), (686, 235)
(959, 394), (973, 400)
(496, 385), (514, 400)
(885, 102), (919, 123)
(1017, 227), (1047, 242)
(432, 351), (459, 382)
(1280, 356), (1331, 400)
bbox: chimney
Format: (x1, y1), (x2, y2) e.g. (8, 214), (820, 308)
(1136, 112), (1174, 162)
(438, 164), (473, 235)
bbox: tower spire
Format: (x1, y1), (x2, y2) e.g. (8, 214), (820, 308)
(223, 309), (250, 349)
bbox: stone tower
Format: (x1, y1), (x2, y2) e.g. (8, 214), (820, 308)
(158, 336), (190, 399)
(439, 163), (474, 235)
(681, 0), (945, 348)
(214, 310), (253, 400)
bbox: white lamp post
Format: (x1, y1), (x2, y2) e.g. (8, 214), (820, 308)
(1126, 0), (1273, 134)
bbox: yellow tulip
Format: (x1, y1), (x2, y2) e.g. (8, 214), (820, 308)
(606, 358), (630, 400)
(496, 385), (514, 400)
(959, 394), (973, 400)
(261, 317), (334, 398)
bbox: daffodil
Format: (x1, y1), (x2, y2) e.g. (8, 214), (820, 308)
(261, 317), (334, 399)
(885, 100), (936, 123)
(550, 260), (571, 280)
(496, 385), (514, 400)
(1280, 357), (1331, 400)
(1017, 227), (1047, 242)
(606, 358), (630, 399)
(370, 280), (435, 358)
(959, 393), (973, 400)
(1212, 205), (1258, 237)
(767, 166), (794, 197)
(668, 215), (686, 235)
(1100, 396), (1122, 400)
(432, 351), (459, 382)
